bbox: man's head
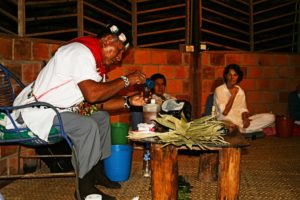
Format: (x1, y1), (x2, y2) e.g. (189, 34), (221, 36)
(98, 24), (130, 66)
(150, 73), (167, 96)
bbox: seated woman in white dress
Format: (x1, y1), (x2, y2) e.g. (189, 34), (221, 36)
(214, 64), (275, 133)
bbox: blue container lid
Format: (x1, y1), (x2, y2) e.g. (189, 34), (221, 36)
(111, 144), (132, 152)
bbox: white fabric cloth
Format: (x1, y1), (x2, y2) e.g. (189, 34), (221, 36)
(161, 99), (184, 112)
(6, 42), (102, 141)
(214, 83), (275, 133)
(152, 93), (176, 105)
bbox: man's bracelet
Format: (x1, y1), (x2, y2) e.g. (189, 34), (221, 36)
(123, 96), (131, 109)
(120, 76), (130, 88)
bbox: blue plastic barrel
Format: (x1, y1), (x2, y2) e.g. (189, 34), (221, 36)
(104, 145), (133, 182)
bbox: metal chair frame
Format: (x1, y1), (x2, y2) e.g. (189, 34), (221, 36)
(0, 63), (80, 198)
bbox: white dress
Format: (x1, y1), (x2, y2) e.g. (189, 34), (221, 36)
(214, 83), (275, 133)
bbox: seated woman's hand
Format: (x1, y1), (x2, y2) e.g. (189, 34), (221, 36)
(243, 118), (251, 128)
(242, 112), (251, 128)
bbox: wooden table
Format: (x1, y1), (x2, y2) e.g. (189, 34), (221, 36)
(133, 130), (249, 200)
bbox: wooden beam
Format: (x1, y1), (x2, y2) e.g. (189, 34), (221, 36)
(25, 0), (77, 5)
(253, 0), (269, 6)
(83, 1), (131, 26)
(257, 43), (296, 52)
(254, 12), (297, 25)
(253, 1), (298, 15)
(84, 16), (106, 27)
(84, 30), (96, 36)
(137, 27), (185, 37)
(192, 0), (200, 118)
(26, 14), (77, 22)
(186, 0), (191, 44)
(138, 39), (185, 48)
(136, 0), (152, 2)
(202, 29), (249, 45)
(0, 26), (17, 35)
(137, 15), (185, 26)
(18, 0), (25, 37)
(137, 4), (185, 14)
(7, 0), (17, 5)
(131, 0), (137, 47)
(254, 33), (296, 44)
(202, 7), (248, 25)
(0, 7), (18, 22)
(298, 3), (300, 53)
(211, 0), (249, 15)
(25, 29), (77, 37)
(104, 0), (131, 15)
(255, 22), (297, 34)
(236, 0), (249, 6)
(202, 18), (249, 35)
(77, 0), (84, 37)
(249, 0), (254, 51)
(204, 41), (242, 51)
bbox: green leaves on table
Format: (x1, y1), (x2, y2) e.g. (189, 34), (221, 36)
(155, 114), (228, 150)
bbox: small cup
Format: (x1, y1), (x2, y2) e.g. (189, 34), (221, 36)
(85, 194), (102, 200)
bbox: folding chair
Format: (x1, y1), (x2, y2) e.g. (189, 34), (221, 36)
(0, 64), (80, 199)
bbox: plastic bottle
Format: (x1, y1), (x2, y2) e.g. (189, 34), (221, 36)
(142, 98), (160, 178)
(143, 142), (151, 177)
(143, 99), (161, 125)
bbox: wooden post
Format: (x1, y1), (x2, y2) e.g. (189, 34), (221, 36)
(151, 144), (178, 200)
(131, 0), (137, 48)
(191, 0), (201, 118)
(198, 151), (218, 182)
(185, 0), (191, 44)
(298, 2), (300, 53)
(217, 147), (241, 200)
(77, 0), (84, 37)
(249, 0), (254, 51)
(18, 0), (25, 37)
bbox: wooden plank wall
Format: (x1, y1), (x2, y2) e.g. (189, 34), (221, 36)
(0, 0), (299, 53)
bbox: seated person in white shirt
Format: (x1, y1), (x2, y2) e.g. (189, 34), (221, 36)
(150, 73), (192, 121)
(214, 64), (275, 134)
(150, 73), (176, 105)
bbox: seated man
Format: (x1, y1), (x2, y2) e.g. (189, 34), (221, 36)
(8, 24), (146, 200)
(288, 84), (300, 124)
(214, 64), (275, 134)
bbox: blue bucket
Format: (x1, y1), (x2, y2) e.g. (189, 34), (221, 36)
(104, 145), (133, 182)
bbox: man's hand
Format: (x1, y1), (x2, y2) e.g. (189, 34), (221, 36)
(130, 94), (145, 106)
(127, 71), (146, 85)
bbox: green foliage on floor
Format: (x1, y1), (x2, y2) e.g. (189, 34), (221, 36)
(178, 175), (192, 200)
